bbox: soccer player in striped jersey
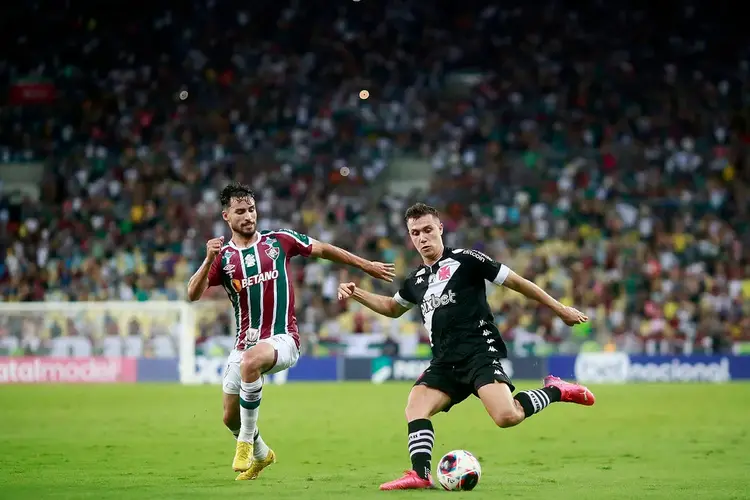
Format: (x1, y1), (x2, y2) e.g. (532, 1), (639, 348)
(187, 182), (395, 481)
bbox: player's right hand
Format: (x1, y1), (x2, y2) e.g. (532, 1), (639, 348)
(337, 282), (357, 301)
(206, 236), (225, 260)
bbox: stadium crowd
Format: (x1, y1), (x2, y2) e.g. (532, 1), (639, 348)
(1, 1), (749, 358)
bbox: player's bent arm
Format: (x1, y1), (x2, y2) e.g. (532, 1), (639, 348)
(351, 287), (411, 318)
(187, 258), (214, 302)
(309, 239), (372, 273)
(500, 270), (565, 315)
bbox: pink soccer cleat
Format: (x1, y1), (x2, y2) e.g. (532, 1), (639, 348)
(379, 470), (435, 491)
(543, 375), (596, 406)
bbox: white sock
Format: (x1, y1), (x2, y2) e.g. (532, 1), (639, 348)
(238, 378), (263, 443)
(253, 429), (270, 460)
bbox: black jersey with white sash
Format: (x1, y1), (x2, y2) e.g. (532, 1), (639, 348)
(393, 247), (511, 362)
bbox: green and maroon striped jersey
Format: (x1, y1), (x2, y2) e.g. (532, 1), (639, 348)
(207, 229), (312, 349)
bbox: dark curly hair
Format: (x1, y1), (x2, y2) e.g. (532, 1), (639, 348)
(220, 182), (255, 208)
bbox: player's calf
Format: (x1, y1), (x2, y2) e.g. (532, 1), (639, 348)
(223, 394), (242, 439)
(237, 344), (276, 444)
(478, 381), (527, 428)
(478, 380), (563, 427)
(399, 385), (451, 484)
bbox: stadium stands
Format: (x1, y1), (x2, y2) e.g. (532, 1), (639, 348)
(1, 1), (748, 359)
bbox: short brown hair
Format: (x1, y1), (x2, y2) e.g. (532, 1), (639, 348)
(404, 202), (440, 222)
(220, 182), (255, 208)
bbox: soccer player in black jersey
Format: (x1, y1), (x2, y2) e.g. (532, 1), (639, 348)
(337, 203), (596, 491)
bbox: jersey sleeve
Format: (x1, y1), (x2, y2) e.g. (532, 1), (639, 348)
(460, 249), (511, 285)
(275, 229), (313, 258)
(393, 278), (418, 310)
(207, 254), (222, 287)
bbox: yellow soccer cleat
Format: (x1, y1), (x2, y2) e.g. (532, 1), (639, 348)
(235, 449), (276, 481)
(232, 441), (253, 472)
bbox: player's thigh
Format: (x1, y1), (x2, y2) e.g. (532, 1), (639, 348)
(406, 384), (452, 420)
(406, 364), (464, 419)
(476, 381), (524, 427)
(257, 334), (300, 375)
(222, 350), (242, 395)
(240, 340), (277, 373)
(469, 357), (523, 427)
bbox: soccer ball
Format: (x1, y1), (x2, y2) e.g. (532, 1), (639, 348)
(436, 449), (482, 491)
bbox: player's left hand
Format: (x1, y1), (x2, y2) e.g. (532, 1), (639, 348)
(364, 261), (396, 282)
(557, 306), (589, 326)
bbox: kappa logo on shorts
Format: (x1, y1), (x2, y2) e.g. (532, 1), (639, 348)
(482, 329), (491, 336)
(486, 338), (495, 344)
(494, 369), (503, 376)
(488, 346), (498, 352)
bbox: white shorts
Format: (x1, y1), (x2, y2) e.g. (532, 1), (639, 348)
(222, 334), (300, 395)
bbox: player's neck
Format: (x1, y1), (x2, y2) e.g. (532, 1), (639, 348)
(231, 231), (259, 249)
(422, 245), (445, 267)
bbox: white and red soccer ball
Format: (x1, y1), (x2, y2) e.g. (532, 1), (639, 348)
(436, 449), (482, 491)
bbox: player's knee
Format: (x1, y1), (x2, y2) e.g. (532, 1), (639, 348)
(490, 409), (524, 428)
(404, 397), (435, 421)
(404, 403), (430, 422)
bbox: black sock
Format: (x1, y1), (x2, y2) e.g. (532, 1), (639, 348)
(407, 419), (434, 480)
(253, 429), (260, 442)
(514, 387), (561, 418)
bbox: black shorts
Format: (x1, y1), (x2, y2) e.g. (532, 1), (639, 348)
(413, 351), (515, 412)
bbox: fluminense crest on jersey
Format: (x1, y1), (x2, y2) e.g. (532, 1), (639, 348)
(263, 238), (280, 260)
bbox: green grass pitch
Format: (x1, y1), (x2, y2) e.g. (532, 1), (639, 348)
(1, 381), (749, 499)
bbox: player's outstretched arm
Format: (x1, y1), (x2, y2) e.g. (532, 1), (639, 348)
(461, 249), (588, 326)
(187, 236), (224, 302)
(337, 282), (411, 318)
(502, 270), (588, 326)
(309, 239), (396, 282)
